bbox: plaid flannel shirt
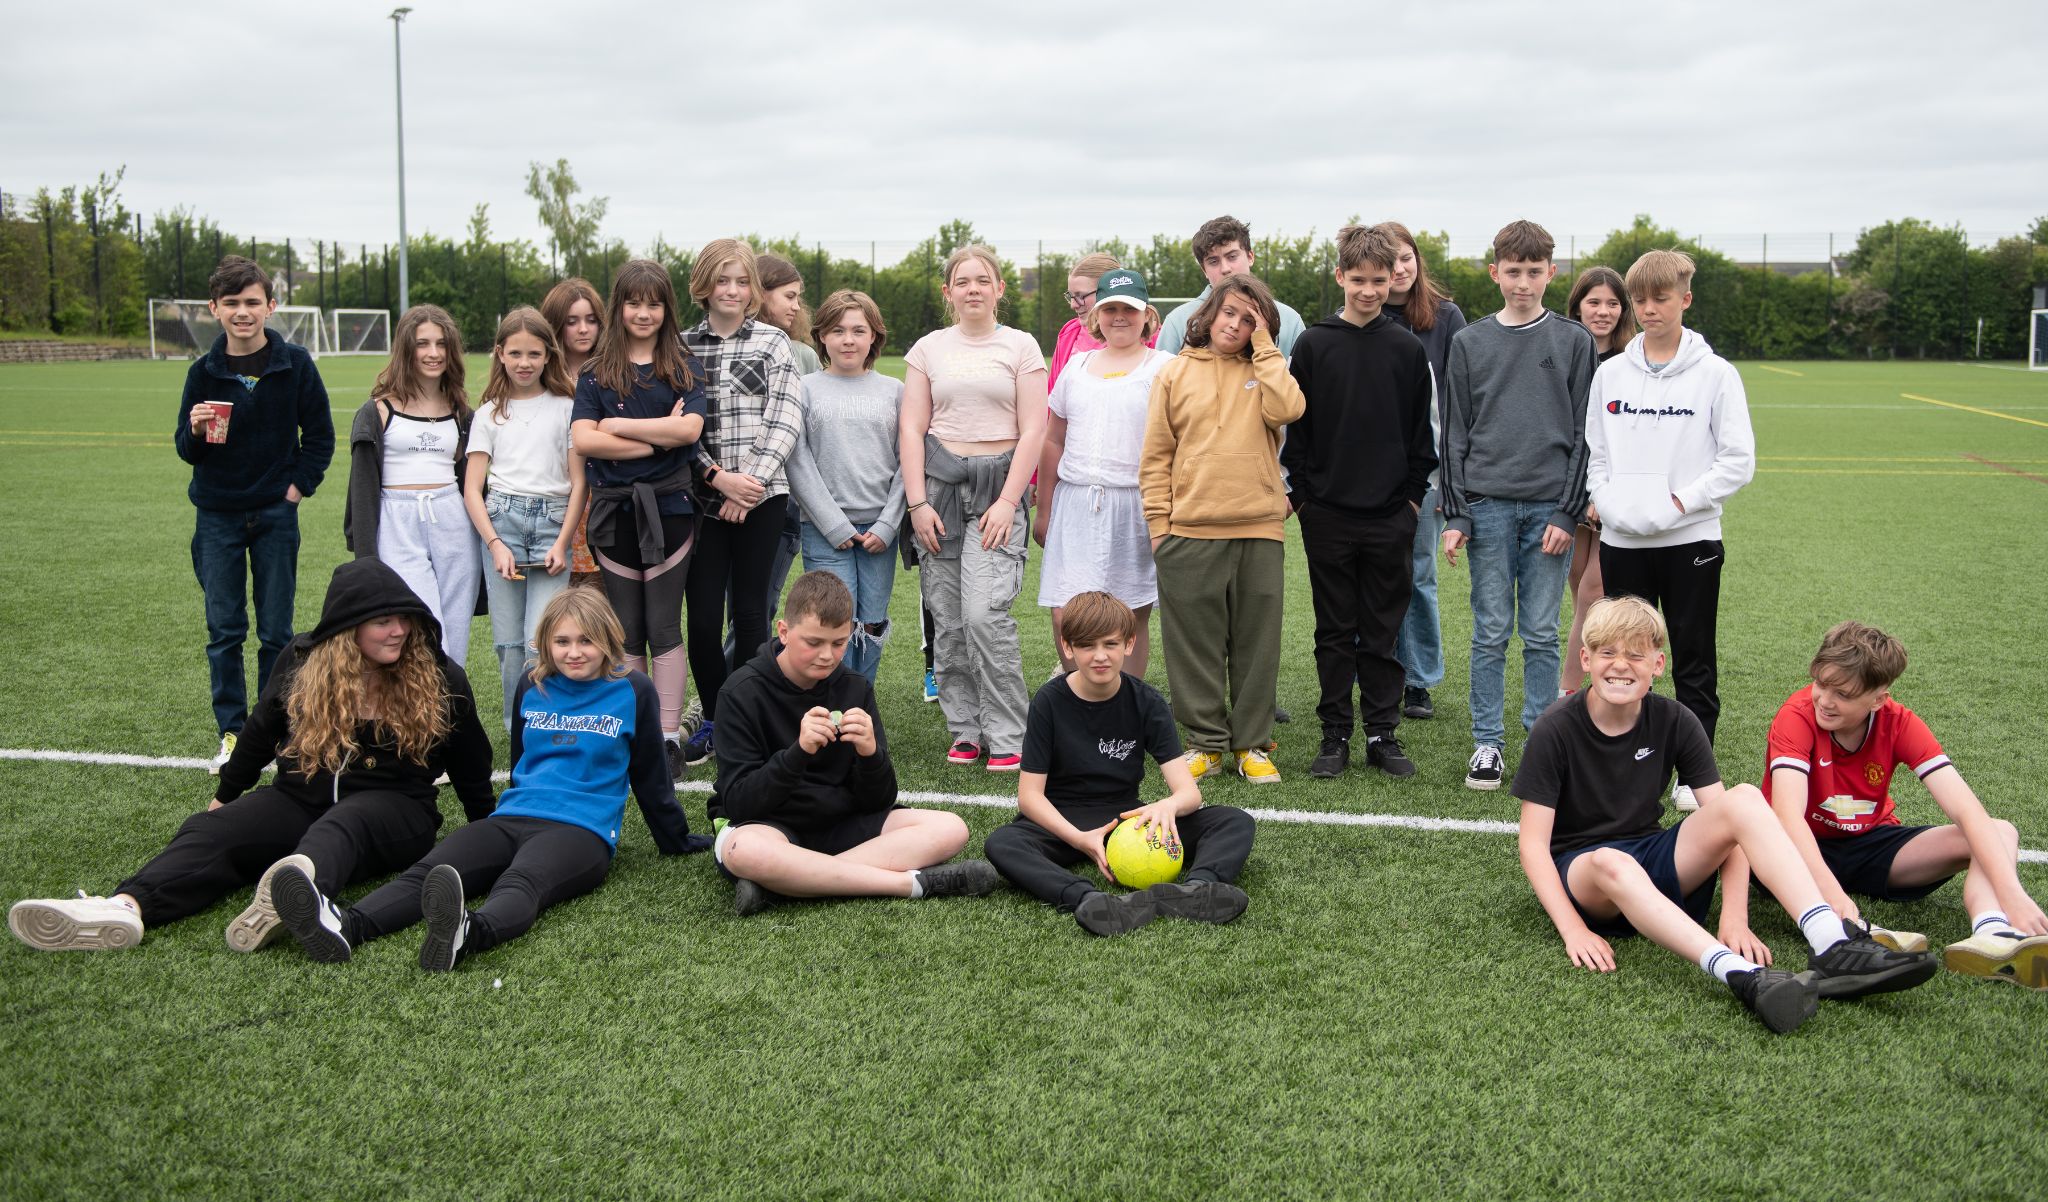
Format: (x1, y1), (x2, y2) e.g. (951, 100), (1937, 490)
(681, 318), (804, 499)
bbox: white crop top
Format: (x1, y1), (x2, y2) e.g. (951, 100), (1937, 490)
(381, 410), (460, 486)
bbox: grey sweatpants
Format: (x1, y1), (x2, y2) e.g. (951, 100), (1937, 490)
(378, 484), (481, 667)
(920, 513), (1030, 757)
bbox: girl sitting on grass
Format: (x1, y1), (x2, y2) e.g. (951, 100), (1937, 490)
(8, 560), (494, 953)
(265, 588), (711, 971)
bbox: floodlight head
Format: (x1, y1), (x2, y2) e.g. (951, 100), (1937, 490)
(390, 7), (412, 20)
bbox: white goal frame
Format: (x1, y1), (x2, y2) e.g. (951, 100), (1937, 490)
(329, 309), (393, 357)
(272, 306), (327, 354)
(148, 298), (218, 360)
(2031, 309), (2048, 371)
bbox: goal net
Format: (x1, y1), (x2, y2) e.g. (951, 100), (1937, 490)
(330, 309), (393, 356)
(148, 298), (220, 359)
(2032, 310), (2048, 370)
(273, 306), (327, 354)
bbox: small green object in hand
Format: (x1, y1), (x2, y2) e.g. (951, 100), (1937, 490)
(829, 710), (843, 728)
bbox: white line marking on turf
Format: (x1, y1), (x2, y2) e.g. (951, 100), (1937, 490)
(4, 747), (2042, 863)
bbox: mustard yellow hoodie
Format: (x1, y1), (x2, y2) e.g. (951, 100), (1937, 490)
(1140, 328), (1306, 541)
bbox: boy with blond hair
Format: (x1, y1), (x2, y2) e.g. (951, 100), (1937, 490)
(1516, 597), (1936, 1034)
(1750, 621), (2046, 988)
(1585, 249), (1754, 812)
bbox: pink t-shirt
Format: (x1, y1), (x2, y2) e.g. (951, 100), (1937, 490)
(905, 324), (1046, 444)
(1049, 319), (1104, 388)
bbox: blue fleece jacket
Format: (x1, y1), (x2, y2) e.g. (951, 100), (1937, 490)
(174, 331), (335, 511)
(495, 669), (704, 853)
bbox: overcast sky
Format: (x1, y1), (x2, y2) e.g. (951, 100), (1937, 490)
(5, 1), (2043, 261)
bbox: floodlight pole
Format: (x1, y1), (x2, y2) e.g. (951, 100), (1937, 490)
(391, 7), (413, 313)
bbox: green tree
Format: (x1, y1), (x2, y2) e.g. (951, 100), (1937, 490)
(525, 158), (609, 282)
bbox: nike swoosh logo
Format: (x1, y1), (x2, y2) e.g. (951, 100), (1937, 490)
(1635, 748), (1653, 760)
(1693, 556), (1719, 566)
(1819, 758), (1833, 767)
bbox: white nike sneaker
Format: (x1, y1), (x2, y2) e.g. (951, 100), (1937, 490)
(9, 893), (143, 951)
(226, 853), (311, 952)
(1672, 784), (1700, 812)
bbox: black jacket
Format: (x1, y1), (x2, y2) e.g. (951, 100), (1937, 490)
(709, 642), (897, 829)
(216, 559), (496, 820)
(1281, 313), (1437, 517)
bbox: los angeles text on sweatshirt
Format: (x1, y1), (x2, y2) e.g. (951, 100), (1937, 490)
(1585, 328), (1755, 549)
(1281, 312), (1437, 517)
(709, 641), (899, 829)
(1440, 311), (1596, 536)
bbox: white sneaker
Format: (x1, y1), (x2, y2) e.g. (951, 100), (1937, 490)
(1944, 931), (2048, 990)
(209, 732), (237, 776)
(9, 893), (143, 951)
(226, 853), (310, 952)
(270, 858), (352, 963)
(1672, 784), (1700, 812)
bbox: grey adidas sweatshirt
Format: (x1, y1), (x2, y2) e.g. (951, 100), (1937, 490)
(1440, 310), (1595, 537)
(784, 369), (907, 549)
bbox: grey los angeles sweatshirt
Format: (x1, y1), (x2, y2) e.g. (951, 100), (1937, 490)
(1440, 310), (1596, 537)
(783, 369), (907, 549)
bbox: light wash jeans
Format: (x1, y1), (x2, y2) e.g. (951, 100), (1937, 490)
(800, 520), (899, 682)
(480, 492), (571, 728)
(1395, 485), (1445, 690)
(1465, 497), (1572, 749)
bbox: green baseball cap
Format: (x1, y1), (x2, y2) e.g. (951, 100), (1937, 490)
(1094, 269), (1149, 311)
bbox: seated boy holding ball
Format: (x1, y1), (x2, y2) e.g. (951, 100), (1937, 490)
(709, 571), (997, 916)
(984, 591), (1255, 936)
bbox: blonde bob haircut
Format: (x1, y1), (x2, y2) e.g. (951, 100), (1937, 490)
(811, 289), (888, 369)
(688, 238), (763, 318)
(1580, 595), (1668, 654)
(529, 587), (630, 693)
(1624, 249), (1697, 299)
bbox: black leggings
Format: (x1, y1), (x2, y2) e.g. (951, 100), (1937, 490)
(114, 786), (443, 926)
(685, 494), (789, 719)
(343, 815), (612, 955)
(594, 511), (697, 660)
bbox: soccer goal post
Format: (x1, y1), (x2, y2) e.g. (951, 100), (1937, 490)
(2031, 310), (2048, 370)
(148, 298), (220, 359)
(329, 309), (393, 357)
(273, 306), (326, 354)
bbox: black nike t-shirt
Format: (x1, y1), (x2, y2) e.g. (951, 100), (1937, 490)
(1021, 673), (1182, 810)
(1512, 691), (1720, 856)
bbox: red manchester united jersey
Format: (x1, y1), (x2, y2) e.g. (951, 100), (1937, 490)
(1765, 685), (1951, 838)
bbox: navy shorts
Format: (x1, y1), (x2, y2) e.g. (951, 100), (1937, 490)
(1816, 824), (1947, 902)
(714, 806), (904, 881)
(1554, 822), (1716, 939)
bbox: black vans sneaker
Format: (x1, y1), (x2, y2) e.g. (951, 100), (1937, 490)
(1807, 927), (1940, 998)
(1310, 737), (1349, 779)
(1465, 745), (1504, 791)
(1366, 735), (1417, 778)
(1075, 890), (1158, 937)
(1727, 967), (1820, 1033)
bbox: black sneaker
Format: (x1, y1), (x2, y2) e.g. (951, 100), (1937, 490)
(664, 738), (686, 782)
(418, 863), (470, 973)
(1074, 890), (1158, 937)
(917, 860), (1000, 898)
(1273, 706), (1291, 724)
(681, 720), (716, 767)
(1727, 967), (1820, 1033)
(1807, 926), (1940, 998)
(1310, 736), (1349, 779)
(1147, 879), (1250, 925)
(1366, 735), (1417, 778)
(271, 858), (352, 964)
(733, 879), (782, 918)
(1465, 745), (1504, 791)
(1402, 686), (1434, 720)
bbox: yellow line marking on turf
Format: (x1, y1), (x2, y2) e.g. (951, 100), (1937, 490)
(1754, 364), (1805, 377)
(1903, 393), (2048, 430)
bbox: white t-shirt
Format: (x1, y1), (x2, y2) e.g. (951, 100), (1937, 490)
(1047, 348), (1168, 488)
(466, 393), (574, 497)
(903, 324), (1045, 444)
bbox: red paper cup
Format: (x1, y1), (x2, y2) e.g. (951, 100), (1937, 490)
(205, 400), (234, 444)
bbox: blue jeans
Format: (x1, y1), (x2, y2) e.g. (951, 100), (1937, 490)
(481, 493), (571, 727)
(192, 500), (301, 735)
(1395, 485), (1445, 689)
(800, 520), (899, 681)
(1465, 497), (1572, 748)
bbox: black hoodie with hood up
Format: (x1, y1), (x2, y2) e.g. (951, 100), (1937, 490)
(215, 559), (496, 820)
(1281, 311), (1437, 518)
(709, 640), (897, 830)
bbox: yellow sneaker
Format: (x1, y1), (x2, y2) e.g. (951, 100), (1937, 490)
(1234, 748), (1281, 784)
(1182, 748), (1226, 780)
(1943, 932), (2048, 990)
(209, 731), (237, 776)
(1868, 926), (1929, 955)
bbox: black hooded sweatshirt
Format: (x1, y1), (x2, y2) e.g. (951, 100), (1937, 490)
(709, 641), (897, 830)
(1281, 311), (1437, 518)
(215, 559), (496, 820)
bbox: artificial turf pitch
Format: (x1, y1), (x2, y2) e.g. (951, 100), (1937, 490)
(1, 356), (2044, 1199)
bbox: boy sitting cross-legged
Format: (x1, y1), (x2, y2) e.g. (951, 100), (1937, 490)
(984, 591), (1255, 936)
(1516, 597), (1938, 1034)
(709, 571), (997, 916)
(1753, 621), (2047, 989)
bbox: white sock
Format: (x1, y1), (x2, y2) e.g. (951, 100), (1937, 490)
(907, 870), (925, 900)
(1972, 911), (2018, 939)
(1700, 944), (1760, 983)
(663, 730), (680, 743)
(1798, 904), (1851, 954)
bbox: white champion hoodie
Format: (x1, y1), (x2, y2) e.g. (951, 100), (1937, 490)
(1585, 328), (1754, 550)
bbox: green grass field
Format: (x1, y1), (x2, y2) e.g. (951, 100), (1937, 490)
(2, 355), (2045, 1199)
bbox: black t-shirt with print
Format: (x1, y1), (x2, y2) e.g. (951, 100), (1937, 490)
(1512, 692), (1720, 856)
(225, 335), (271, 389)
(1021, 673), (1182, 810)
